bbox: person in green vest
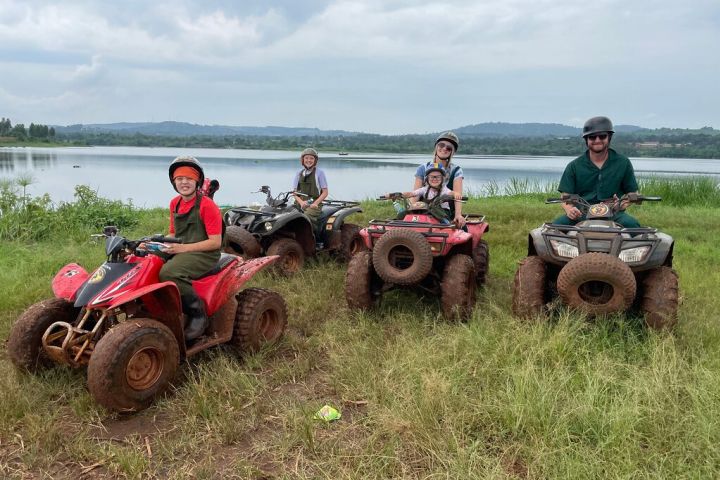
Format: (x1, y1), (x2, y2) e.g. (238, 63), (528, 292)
(413, 131), (465, 227)
(159, 156), (222, 341)
(292, 147), (329, 228)
(553, 116), (640, 228)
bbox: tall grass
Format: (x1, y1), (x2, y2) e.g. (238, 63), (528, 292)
(469, 178), (558, 198)
(639, 176), (720, 206)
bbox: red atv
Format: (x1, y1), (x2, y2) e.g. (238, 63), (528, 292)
(7, 226), (288, 412)
(345, 194), (489, 320)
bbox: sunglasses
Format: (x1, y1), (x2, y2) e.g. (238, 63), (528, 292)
(436, 142), (454, 151)
(587, 133), (609, 141)
(427, 175), (443, 180)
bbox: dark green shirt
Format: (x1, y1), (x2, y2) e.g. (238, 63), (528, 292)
(558, 148), (639, 203)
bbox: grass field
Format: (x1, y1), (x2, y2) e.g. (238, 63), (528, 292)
(1, 179), (719, 479)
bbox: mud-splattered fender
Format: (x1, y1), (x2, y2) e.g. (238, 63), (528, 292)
(52, 263), (89, 301)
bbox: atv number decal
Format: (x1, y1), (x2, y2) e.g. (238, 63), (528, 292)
(412, 216), (419, 222)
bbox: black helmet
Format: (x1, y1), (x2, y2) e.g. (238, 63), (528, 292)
(582, 116), (615, 138)
(169, 155), (205, 192)
(435, 131), (459, 152)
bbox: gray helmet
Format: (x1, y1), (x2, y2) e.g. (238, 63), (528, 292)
(435, 131), (459, 152)
(300, 147), (318, 160)
(169, 155), (205, 192)
(582, 116), (615, 138)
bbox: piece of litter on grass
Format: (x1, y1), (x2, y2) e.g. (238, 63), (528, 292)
(314, 405), (341, 422)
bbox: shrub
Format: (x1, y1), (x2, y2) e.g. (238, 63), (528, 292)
(0, 181), (138, 242)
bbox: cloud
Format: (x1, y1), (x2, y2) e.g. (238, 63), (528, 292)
(0, 0), (718, 131)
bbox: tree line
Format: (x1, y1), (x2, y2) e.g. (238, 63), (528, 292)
(0, 117), (56, 140)
(54, 130), (720, 159)
(3, 114), (719, 158)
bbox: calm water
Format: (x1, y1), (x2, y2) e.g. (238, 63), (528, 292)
(1, 146), (719, 208)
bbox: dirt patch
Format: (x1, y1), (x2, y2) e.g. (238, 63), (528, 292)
(501, 451), (529, 479)
(90, 411), (175, 442)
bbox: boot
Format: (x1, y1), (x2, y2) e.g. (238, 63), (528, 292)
(181, 292), (208, 341)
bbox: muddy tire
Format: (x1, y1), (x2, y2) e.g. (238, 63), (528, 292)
(641, 267), (679, 329)
(345, 250), (381, 310)
(232, 288), (287, 353)
(440, 254), (477, 321)
(87, 320), (179, 412)
(338, 223), (366, 262)
(372, 228), (433, 285)
(7, 298), (78, 372)
(512, 256), (547, 320)
(472, 239), (490, 286)
(556, 253), (636, 316)
(224, 226), (261, 258)
(267, 238), (305, 276)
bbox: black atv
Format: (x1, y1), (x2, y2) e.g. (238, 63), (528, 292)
(512, 193), (679, 329)
(223, 186), (365, 276)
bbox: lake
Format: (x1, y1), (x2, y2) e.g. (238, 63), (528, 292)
(1, 146), (719, 208)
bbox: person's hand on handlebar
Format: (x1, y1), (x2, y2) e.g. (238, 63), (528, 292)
(618, 193), (635, 211)
(562, 201), (582, 220)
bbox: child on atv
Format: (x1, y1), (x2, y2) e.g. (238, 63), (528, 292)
(389, 163), (462, 224)
(291, 147), (329, 229)
(160, 156), (223, 340)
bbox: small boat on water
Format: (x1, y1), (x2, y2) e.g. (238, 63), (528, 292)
(338, 152), (349, 156)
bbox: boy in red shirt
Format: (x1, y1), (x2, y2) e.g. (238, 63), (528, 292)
(160, 156), (222, 340)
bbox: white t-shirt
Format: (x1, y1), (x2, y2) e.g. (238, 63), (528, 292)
(412, 185), (453, 209)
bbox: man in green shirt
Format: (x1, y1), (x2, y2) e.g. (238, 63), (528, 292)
(553, 116), (640, 228)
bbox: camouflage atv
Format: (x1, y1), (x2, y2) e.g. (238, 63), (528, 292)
(223, 186), (364, 275)
(512, 193), (678, 328)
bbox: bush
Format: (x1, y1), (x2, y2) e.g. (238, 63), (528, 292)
(0, 181), (138, 242)
(56, 185), (138, 234)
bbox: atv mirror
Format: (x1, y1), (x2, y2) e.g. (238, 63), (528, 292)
(103, 226), (118, 236)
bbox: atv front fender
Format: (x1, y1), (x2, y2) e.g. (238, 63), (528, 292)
(528, 228), (551, 258)
(466, 222), (489, 249)
(265, 214), (315, 255)
(359, 229), (373, 250)
(264, 210), (312, 232)
(52, 264), (89, 301)
(107, 282), (185, 354)
(327, 207), (363, 231)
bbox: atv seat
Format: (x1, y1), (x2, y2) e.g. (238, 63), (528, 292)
(196, 253), (237, 279)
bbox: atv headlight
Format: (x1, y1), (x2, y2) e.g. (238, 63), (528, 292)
(264, 221), (273, 231)
(550, 240), (579, 258)
(619, 246), (651, 263)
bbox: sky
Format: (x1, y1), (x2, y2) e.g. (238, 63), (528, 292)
(1, 0), (719, 134)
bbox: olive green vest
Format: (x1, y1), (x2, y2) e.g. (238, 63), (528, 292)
(296, 169), (320, 200)
(174, 195), (209, 244)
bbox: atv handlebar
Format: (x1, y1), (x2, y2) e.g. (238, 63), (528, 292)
(546, 193), (662, 213)
(148, 235), (182, 244)
(254, 186), (297, 208)
(378, 192), (403, 201)
(378, 193), (467, 202)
